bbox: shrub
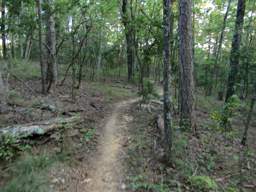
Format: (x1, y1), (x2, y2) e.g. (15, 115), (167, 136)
(9, 59), (41, 79)
(129, 175), (169, 192)
(2, 154), (52, 192)
(139, 78), (158, 102)
(0, 135), (20, 161)
(210, 95), (241, 131)
(189, 176), (218, 191)
(225, 187), (239, 192)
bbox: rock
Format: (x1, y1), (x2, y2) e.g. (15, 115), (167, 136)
(51, 178), (59, 184)
(121, 183), (126, 190)
(53, 147), (62, 153)
(60, 178), (65, 184)
(41, 104), (57, 112)
(83, 178), (92, 183)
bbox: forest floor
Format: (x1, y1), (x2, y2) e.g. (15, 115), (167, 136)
(0, 77), (256, 192)
(85, 99), (138, 192)
(0, 78), (137, 192)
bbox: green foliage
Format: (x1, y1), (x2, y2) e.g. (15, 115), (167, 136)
(0, 135), (20, 161)
(0, 135), (31, 161)
(225, 186), (239, 192)
(210, 95), (241, 131)
(189, 176), (218, 191)
(89, 82), (135, 101)
(129, 175), (169, 192)
(9, 59), (41, 79)
(139, 78), (158, 102)
(83, 128), (96, 142)
(1, 154), (52, 192)
(12, 155), (52, 175)
(173, 135), (188, 158)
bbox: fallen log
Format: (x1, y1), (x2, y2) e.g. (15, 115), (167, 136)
(0, 116), (80, 139)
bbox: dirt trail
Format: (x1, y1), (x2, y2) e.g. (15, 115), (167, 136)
(85, 99), (137, 192)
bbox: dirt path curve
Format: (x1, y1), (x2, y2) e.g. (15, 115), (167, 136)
(85, 99), (138, 192)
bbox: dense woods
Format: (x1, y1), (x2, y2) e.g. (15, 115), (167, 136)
(0, 0), (255, 191)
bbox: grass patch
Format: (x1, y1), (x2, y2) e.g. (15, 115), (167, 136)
(88, 82), (136, 101)
(0, 135), (29, 161)
(129, 175), (169, 192)
(1, 154), (54, 192)
(189, 175), (218, 191)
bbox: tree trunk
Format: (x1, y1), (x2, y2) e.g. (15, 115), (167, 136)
(205, 34), (212, 96)
(225, 0), (246, 102)
(241, 95), (255, 146)
(11, 33), (15, 58)
(213, 0), (232, 91)
(36, 0), (46, 94)
(23, 33), (33, 60)
(163, 0), (173, 160)
(96, 28), (102, 73)
(179, 0), (195, 131)
(121, 0), (135, 81)
(1, 0), (7, 59)
(0, 71), (7, 105)
(76, 53), (87, 89)
(71, 35), (76, 101)
(241, 3), (255, 99)
(46, 0), (57, 92)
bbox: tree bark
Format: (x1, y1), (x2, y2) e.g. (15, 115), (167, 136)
(225, 0), (246, 102)
(121, 0), (135, 81)
(0, 116), (79, 139)
(24, 33), (33, 60)
(46, 0), (57, 92)
(0, 71), (7, 105)
(241, 95), (255, 146)
(241, 2), (255, 99)
(36, 0), (46, 94)
(1, 0), (7, 59)
(241, 79), (256, 146)
(179, 0), (195, 131)
(11, 33), (15, 58)
(163, 0), (173, 160)
(212, 0), (232, 91)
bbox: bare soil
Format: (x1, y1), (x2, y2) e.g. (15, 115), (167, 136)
(84, 99), (138, 192)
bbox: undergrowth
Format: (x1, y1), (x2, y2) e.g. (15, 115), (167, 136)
(1, 154), (54, 192)
(89, 82), (136, 101)
(8, 59), (41, 80)
(138, 78), (159, 103)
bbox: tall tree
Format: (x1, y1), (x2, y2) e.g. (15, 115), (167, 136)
(225, 0), (246, 102)
(163, 0), (173, 159)
(179, 0), (195, 130)
(46, 0), (57, 92)
(211, 0), (232, 95)
(36, 0), (46, 94)
(0, 71), (7, 105)
(241, 84), (255, 145)
(1, 0), (7, 59)
(121, 0), (135, 81)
